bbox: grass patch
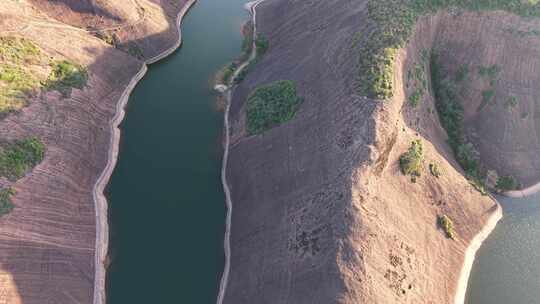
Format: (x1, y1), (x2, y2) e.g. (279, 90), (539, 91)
(0, 37), (41, 64)
(0, 64), (40, 112)
(0, 37), (44, 113)
(43, 60), (88, 96)
(438, 214), (456, 240)
(0, 137), (45, 181)
(359, 0), (540, 100)
(399, 140), (424, 181)
(0, 188), (15, 217)
(246, 80), (302, 134)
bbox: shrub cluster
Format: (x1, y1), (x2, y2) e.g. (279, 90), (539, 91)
(438, 214), (456, 240)
(496, 175), (519, 191)
(0, 188), (15, 217)
(246, 80), (302, 134)
(359, 0), (540, 100)
(399, 140), (424, 180)
(0, 137), (45, 181)
(430, 53), (487, 193)
(43, 60), (88, 96)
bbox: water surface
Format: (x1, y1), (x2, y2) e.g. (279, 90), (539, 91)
(466, 193), (540, 303)
(105, 0), (248, 302)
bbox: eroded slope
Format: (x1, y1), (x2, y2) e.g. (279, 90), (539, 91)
(222, 0), (522, 303)
(0, 0), (189, 303)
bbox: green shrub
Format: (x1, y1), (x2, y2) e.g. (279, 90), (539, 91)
(0, 137), (45, 181)
(505, 96), (518, 109)
(455, 64), (469, 82)
(246, 80), (303, 134)
(0, 188), (15, 217)
(478, 89), (495, 111)
(496, 175), (519, 191)
(43, 60), (88, 96)
(478, 64), (501, 82)
(438, 214), (456, 240)
(255, 35), (269, 56)
(399, 140), (424, 178)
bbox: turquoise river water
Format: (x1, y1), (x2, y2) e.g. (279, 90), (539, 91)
(103, 0), (539, 302)
(105, 0), (248, 303)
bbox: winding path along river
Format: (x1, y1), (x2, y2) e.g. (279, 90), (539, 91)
(104, 0), (248, 303)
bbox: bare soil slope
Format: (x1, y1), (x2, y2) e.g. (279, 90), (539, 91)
(222, 1), (526, 303)
(0, 0), (188, 303)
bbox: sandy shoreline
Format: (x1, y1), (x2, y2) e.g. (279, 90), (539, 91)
(454, 202), (502, 304)
(504, 181), (540, 198)
(91, 1), (196, 303)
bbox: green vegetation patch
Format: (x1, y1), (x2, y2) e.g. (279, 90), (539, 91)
(496, 175), (519, 191)
(431, 53), (487, 194)
(0, 137), (45, 181)
(399, 140), (424, 180)
(478, 64), (501, 84)
(407, 59), (427, 107)
(438, 214), (456, 240)
(0, 188), (15, 217)
(505, 95), (518, 109)
(44, 60), (88, 96)
(0, 64), (40, 113)
(246, 80), (303, 134)
(0, 37), (41, 64)
(478, 89), (495, 111)
(359, 0), (540, 100)
(0, 37), (44, 113)
(255, 35), (269, 56)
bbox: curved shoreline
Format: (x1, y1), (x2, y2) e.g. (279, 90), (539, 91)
(91, 1), (196, 303)
(454, 202), (502, 304)
(216, 0), (266, 303)
(504, 181), (540, 198)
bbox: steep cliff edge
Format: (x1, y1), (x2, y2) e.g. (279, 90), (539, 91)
(222, 0), (540, 302)
(0, 0), (190, 303)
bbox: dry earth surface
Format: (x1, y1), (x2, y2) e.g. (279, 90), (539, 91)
(0, 0), (188, 303)
(220, 0), (540, 302)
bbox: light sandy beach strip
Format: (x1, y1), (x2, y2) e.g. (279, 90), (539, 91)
(454, 203), (502, 304)
(504, 181), (540, 198)
(92, 1), (196, 303)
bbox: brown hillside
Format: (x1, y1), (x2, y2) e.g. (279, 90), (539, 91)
(221, 1), (534, 303)
(0, 0), (189, 303)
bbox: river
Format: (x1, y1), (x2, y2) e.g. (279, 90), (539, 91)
(466, 194), (540, 303)
(105, 0), (248, 302)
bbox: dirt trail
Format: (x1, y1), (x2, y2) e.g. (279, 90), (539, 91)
(216, 1), (266, 303)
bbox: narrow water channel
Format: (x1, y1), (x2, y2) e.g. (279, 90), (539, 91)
(105, 0), (248, 302)
(466, 194), (540, 303)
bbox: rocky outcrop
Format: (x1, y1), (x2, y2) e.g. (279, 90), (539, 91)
(222, 0), (515, 303)
(0, 0), (189, 303)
